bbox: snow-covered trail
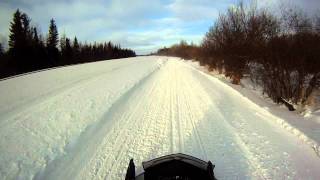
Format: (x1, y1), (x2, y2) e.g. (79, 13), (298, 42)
(0, 57), (319, 180)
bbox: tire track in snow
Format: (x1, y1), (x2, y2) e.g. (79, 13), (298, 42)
(169, 66), (179, 153)
(168, 61), (256, 179)
(172, 62), (264, 178)
(102, 70), (161, 179)
(173, 61), (207, 159)
(85, 61), (173, 179)
(180, 73), (209, 160)
(175, 66), (183, 153)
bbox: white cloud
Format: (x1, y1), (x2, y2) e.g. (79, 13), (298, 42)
(168, 0), (224, 21)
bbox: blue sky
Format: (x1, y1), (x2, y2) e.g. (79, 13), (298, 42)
(0, 0), (319, 54)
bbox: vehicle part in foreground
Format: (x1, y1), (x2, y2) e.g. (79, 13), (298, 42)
(125, 153), (217, 180)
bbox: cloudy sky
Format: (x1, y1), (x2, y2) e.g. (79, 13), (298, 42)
(0, 0), (319, 54)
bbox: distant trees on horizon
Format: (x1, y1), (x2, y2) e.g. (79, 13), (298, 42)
(0, 9), (136, 79)
(156, 40), (200, 60)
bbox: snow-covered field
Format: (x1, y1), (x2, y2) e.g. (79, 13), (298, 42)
(0, 56), (319, 180)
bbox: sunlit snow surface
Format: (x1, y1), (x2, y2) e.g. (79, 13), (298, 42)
(0, 56), (319, 180)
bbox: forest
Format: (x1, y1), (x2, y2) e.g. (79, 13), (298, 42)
(157, 3), (320, 109)
(0, 9), (136, 79)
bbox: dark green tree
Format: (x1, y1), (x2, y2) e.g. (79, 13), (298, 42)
(47, 18), (59, 49)
(31, 27), (48, 69)
(73, 37), (80, 51)
(73, 36), (80, 62)
(21, 13), (32, 43)
(8, 9), (23, 53)
(21, 13), (35, 71)
(59, 33), (68, 65)
(8, 9), (30, 73)
(65, 38), (73, 64)
(46, 18), (59, 65)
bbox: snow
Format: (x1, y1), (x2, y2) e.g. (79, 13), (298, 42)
(0, 56), (319, 180)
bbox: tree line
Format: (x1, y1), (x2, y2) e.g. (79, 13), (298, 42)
(0, 9), (136, 79)
(156, 40), (200, 60)
(157, 2), (320, 109)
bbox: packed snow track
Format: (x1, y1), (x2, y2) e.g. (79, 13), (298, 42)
(0, 56), (319, 180)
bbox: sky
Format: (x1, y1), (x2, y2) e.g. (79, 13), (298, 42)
(0, 0), (319, 54)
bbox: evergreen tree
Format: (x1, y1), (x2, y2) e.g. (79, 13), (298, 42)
(73, 36), (80, 62)
(8, 9), (28, 73)
(73, 37), (79, 51)
(8, 9), (23, 53)
(46, 18), (59, 65)
(65, 38), (73, 64)
(21, 13), (32, 43)
(47, 19), (59, 49)
(21, 13), (34, 71)
(31, 27), (47, 69)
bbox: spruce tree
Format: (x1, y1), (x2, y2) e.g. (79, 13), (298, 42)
(21, 13), (31, 43)
(21, 13), (34, 71)
(31, 27), (45, 69)
(8, 9), (28, 73)
(65, 38), (73, 64)
(46, 18), (59, 65)
(9, 9), (23, 52)
(47, 18), (59, 49)
(73, 37), (80, 62)
(73, 37), (80, 51)
(65, 38), (72, 52)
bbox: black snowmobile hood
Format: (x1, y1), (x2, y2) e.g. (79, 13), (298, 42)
(125, 153), (216, 180)
(142, 153), (209, 170)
